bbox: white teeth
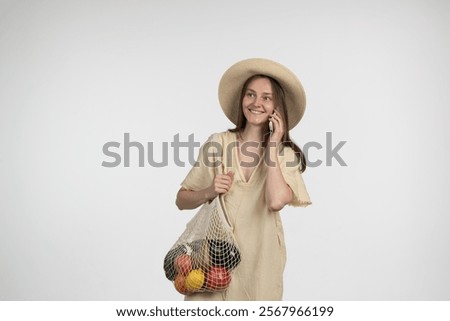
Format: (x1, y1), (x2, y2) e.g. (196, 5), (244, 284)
(249, 109), (263, 114)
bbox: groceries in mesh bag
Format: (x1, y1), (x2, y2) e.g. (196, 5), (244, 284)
(164, 239), (240, 294)
(164, 176), (240, 294)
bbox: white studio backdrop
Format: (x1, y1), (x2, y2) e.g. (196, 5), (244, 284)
(0, 0), (449, 300)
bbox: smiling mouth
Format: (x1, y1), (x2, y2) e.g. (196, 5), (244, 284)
(248, 108), (264, 114)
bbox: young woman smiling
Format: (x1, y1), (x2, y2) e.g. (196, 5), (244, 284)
(176, 58), (312, 300)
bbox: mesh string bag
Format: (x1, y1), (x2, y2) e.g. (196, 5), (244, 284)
(164, 195), (241, 294)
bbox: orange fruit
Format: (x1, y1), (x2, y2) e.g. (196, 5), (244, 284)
(174, 274), (190, 294)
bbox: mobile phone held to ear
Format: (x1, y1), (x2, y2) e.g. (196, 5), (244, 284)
(269, 111), (274, 136)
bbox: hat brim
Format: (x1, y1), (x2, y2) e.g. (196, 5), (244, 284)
(218, 58), (306, 130)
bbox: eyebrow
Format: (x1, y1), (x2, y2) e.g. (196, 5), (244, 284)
(246, 88), (273, 95)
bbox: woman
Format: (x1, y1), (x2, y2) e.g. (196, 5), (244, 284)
(176, 58), (311, 300)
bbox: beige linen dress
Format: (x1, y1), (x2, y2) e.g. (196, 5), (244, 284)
(181, 131), (311, 300)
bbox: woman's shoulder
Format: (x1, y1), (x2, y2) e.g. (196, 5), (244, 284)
(278, 143), (300, 165)
(207, 130), (236, 144)
(280, 144), (295, 154)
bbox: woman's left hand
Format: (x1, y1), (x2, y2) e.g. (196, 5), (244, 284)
(269, 109), (284, 144)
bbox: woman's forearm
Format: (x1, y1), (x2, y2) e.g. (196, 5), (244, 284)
(175, 187), (216, 210)
(176, 172), (234, 210)
(265, 146), (293, 211)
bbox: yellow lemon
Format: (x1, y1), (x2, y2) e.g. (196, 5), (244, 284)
(185, 269), (205, 291)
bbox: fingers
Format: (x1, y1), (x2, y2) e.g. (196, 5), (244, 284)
(214, 173), (234, 194)
(269, 110), (284, 141)
(270, 110), (283, 128)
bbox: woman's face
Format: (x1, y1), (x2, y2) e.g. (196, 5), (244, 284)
(241, 77), (275, 128)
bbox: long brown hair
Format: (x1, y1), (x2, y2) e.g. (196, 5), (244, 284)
(229, 74), (307, 172)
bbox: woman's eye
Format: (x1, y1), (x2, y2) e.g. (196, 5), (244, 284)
(263, 96), (272, 101)
(246, 92), (255, 97)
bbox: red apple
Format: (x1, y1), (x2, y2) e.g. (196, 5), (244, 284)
(206, 266), (231, 291)
(175, 254), (192, 276)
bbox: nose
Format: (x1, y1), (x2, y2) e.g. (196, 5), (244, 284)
(253, 95), (263, 107)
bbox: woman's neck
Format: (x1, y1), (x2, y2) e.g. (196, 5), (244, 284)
(240, 125), (264, 142)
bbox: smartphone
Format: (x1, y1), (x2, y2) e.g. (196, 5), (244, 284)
(269, 111), (274, 135)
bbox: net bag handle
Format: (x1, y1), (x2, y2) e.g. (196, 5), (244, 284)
(210, 133), (233, 232)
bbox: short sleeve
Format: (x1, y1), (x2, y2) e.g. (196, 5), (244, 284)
(278, 146), (312, 207)
(180, 133), (222, 191)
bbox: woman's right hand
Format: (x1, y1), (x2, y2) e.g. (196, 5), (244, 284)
(176, 171), (234, 210)
(208, 171), (234, 197)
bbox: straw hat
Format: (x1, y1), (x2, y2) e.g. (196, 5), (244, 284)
(218, 58), (306, 130)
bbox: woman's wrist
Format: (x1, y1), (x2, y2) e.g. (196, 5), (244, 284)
(204, 186), (217, 202)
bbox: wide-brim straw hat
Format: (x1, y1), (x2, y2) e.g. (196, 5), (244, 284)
(218, 58), (306, 130)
